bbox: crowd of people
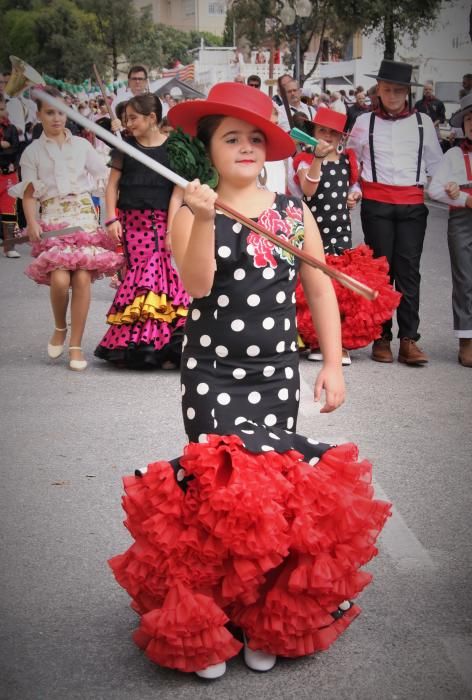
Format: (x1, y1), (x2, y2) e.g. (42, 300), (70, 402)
(0, 56), (471, 679)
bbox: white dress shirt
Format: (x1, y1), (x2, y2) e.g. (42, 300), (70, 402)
(277, 101), (316, 133)
(347, 111), (443, 185)
(428, 147), (472, 208)
(10, 129), (108, 201)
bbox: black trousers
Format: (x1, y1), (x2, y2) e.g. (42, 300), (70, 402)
(361, 199), (429, 341)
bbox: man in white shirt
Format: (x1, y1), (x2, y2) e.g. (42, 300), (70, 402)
(111, 65), (149, 112)
(277, 79), (316, 132)
(111, 65), (161, 132)
(348, 60), (443, 365)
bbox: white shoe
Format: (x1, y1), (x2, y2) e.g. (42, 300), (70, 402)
(307, 349), (323, 362)
(47, 327), (67, 359)
(5, 249), (20, 258)
(243, 642), (276, 672)
(341, 349), (351, 366)
(195, 662), (226, 679)
(69, 346), (87, 371)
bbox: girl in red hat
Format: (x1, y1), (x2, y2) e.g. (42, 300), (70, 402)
(293, 107), (400, 363)
(108, 83), (390, 680)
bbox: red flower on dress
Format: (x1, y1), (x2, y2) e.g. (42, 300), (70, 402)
(247, 231), (278, 268)
(258, 208), (293, 237)
(285, 205), (303, 221)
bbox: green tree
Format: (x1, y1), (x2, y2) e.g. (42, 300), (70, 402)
(77, 0), (139, 79)
(353, 0), (453, 60)
(1, 0), (104, 81)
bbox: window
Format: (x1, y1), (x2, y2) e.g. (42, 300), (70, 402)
(208, 1), (225, 15)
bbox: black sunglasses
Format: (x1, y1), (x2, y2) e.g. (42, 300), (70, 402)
(248, 82), (260, 87)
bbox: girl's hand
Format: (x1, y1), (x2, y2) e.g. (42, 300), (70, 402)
(314, 365), (345, 413)
(184, 179), (217, 222)
(106, 220), (122, 244)
(111, 118), (122, 133)
(1, 140), (11, 149)
(445, 181), (460, 199)
(346, 191), (361, 209)
(314, 139), (334, 159)
(27, 221), (42, 242)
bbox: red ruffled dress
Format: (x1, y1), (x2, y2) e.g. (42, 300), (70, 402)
(109, 194), (391, 672)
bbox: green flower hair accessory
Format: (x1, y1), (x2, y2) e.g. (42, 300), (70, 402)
(167, 128), (219, 188)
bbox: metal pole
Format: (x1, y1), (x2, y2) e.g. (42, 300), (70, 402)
(295, 18), (301, 84)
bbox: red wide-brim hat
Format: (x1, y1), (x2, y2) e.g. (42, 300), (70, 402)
(167, 82), (296, 161)
(312, 106), (347, 134)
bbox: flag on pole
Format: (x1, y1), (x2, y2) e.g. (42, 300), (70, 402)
(161, 63), (195, 82)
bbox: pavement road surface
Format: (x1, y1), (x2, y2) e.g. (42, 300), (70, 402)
(1, 201), (471, 700)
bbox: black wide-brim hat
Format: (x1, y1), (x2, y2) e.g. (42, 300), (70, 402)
(365, 59), (421, 87)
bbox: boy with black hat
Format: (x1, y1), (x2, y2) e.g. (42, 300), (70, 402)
(348, 59), (443, 365)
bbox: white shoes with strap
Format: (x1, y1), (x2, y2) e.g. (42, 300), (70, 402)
(243, 634), (276, 672)
(69, 346), (87, 371)
(47, 327), (67, 359)
(195, 661), (226, 679)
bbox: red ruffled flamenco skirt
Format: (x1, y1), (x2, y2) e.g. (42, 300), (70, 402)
(109, 434), (391, 672)
(296, 244), (401, 350)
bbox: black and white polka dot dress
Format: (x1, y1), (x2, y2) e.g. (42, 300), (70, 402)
(180, 193), (330, 462)
(109, 197), (392, 669)
(304, 155), (352, 255)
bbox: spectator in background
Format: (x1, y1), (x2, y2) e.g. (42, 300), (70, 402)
(0, 94), (21, 258)
(330, 91), (347, 114)
(234, 74), (245, 84)
(277, 79), (315, 131)
(346, 90), (369, 131)
(255, 50), (266, 64)
(462, 74), (472, 96)
(247, 75), (261, 89)
(414, 82), (446, 134)
(365, 84), (378, 110)
(111, 65), (150, 130)
(272, 73), (293, 107)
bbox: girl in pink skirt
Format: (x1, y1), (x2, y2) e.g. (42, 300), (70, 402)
(94, 94), (189, 369)
(10, 87), (123, 371)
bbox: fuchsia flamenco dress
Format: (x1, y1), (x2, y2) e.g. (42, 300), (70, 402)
(109, 194), (391, 672)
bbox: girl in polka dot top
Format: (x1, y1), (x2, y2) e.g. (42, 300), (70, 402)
(294, 108), (400, 363)
(94, 94), (189, 369)
(294, 107), (361, 256)
(109, 84), (390, 680)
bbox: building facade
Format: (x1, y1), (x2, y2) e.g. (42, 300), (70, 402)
(133, 0), (228, 35)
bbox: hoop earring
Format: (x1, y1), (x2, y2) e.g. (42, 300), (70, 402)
(336, 136), (346, 155)
(258, 165), (268, 187)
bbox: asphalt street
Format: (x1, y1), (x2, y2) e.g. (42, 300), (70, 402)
(1, 202), (471, 700)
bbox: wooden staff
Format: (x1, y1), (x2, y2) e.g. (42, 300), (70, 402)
(29, 87), (377, 300)
(92, 64), (122, 140)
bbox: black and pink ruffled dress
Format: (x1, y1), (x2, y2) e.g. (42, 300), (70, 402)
(109, 194), (391, 671)
(94, 138), (189, 369)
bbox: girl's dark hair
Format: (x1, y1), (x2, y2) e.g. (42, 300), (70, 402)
(196, 114), (225, 150)
(126, 93), (162, 123)
(35, 86), (63, 110)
